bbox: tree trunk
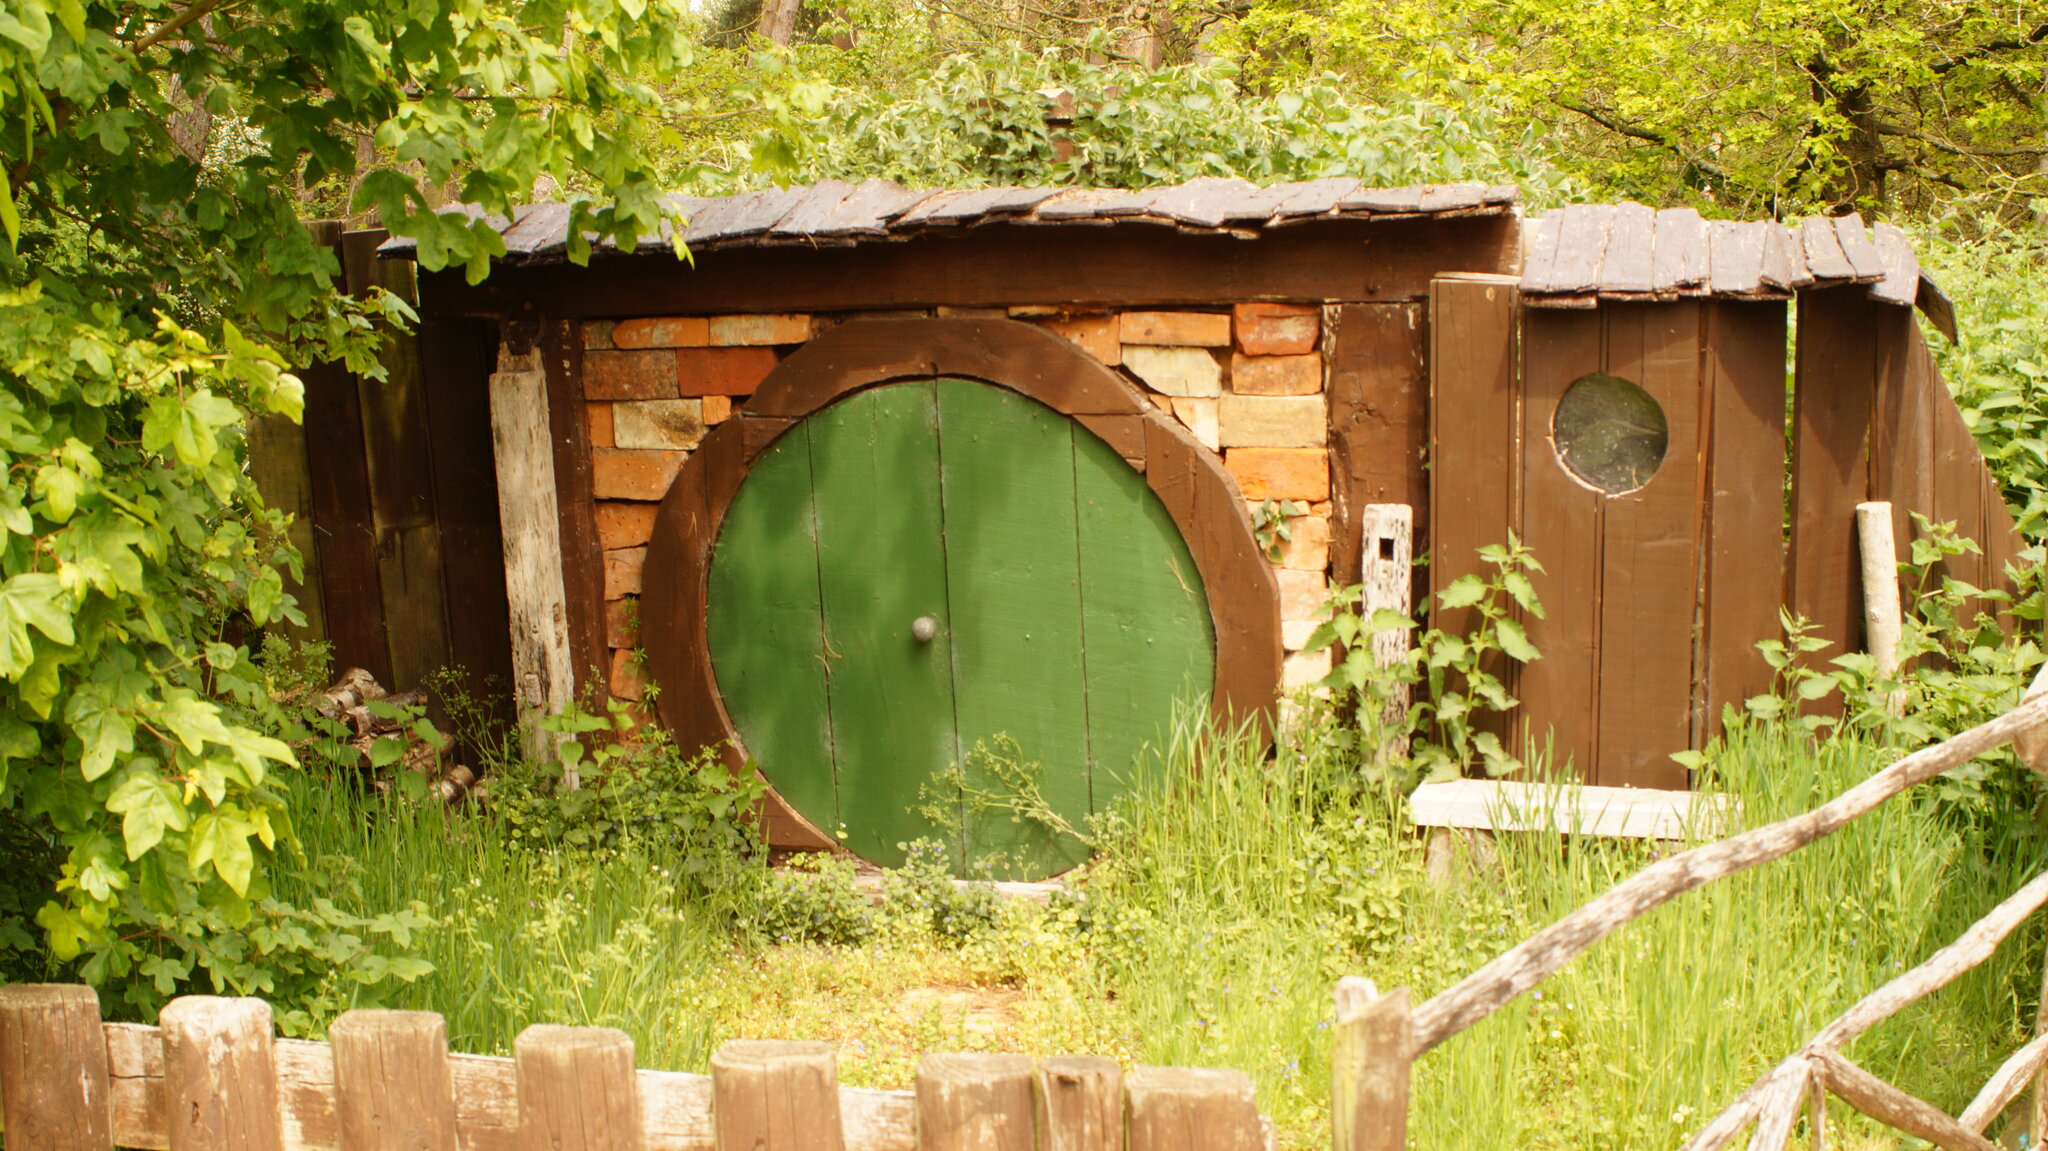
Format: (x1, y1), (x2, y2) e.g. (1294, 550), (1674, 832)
(756, 0), (802, 46)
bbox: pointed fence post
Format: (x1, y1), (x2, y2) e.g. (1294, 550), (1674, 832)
(1332, 978), (1412, 1151)
(0, 984), (112, 1151)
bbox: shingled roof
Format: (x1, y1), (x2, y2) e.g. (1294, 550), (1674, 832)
(383, 177), (1952, 336)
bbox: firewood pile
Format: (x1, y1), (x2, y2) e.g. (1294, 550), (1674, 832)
(311, 668), (477, 803)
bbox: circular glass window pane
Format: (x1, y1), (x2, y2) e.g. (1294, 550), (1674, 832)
(1552, 373), (1669, 495)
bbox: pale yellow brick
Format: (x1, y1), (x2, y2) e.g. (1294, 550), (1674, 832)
(1123, 345), (1222, 397)
(1282, 618), (1320, 651)
(1283, 648), (1334, 690)
(1220, 395), (1328, 448)
(1280, 515), (1331, 572)
(1120, 311), (1231, 346)
(708, 313), (812, 346)
(1277, 568), (1327, 619)
(1172, 397), (1219, 451)
(612, 399), (707, 451)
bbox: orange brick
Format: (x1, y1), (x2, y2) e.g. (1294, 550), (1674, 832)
(1279, 515), (1332, 572)
(1233, 303), (1321, 356)
(613, 316), (711, 349)
(676, 347), (777, 397)
(585, 349), (678, 400)
(1040, 315), (1120, 365)
(605, 597), (639, 647)
(595, 502), (659, 551)
(702, 395), (732, 424)
(708, 313), (811, 346)
(1309, 500), (1333, 518)
(609, 647), (646, 701)
(1226, 448), (1330, 502)
(1119, 311), (1231, 347)
(604, 546), (647, 599)
(592, 448), (685, 501)
(1231, 352), (1322, 396)
(586, 402), (614, 448)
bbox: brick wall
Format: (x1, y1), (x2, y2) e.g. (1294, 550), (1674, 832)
(576, 304), (1339, 704)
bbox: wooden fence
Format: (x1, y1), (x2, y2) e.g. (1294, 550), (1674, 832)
(0, 989), (1274, 1151)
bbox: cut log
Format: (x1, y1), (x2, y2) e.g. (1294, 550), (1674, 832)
(1812, 1047), (1996, 1151)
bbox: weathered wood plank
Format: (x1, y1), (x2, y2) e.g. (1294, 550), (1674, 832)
(1269, 178), (1363, 219)
(1408, 777), (1730, 838)
(1331, 980), (1411, 1151)
(1359, 503), (1414, 734)
(1549, 204), (1617, 294)
(1799, 217), (1857, 282)
(915, 1055), (1033, 1151)
(1327, 303), (1427, 587)
(514, 1027), (641, 1151)
(245, 413), (329, 643)
(488, 344), (577, 757)
(1125, 1067), (1261, 1151)
(1760, 224), (1814, 292)
(330, 1011), (457, 1151)
(539, 319), (611, 705)
(0, 985), (111, 1151)
(1707, 220), (1769, 296)
(1150, 177), (1261, 227)
(1870, 222), (1921, 306)
(1033, 1057), (1119, 1151)
(767, 180), (858, 237)
(710, 1040), (843, 1151)
(1595, 202), (1656, 293)
(1791, 288), (1881, 678)
(161, 997), (285, 1151)
(808, 180), (922, 238)
(1651, 208), (1709, 293)
(1832, 213), (1886, 281)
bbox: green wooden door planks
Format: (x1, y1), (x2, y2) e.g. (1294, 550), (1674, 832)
(706, 378), (1215, 877)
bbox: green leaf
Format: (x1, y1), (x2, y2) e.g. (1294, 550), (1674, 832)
(65, 688), (133, 781)
(0, 573), (73, 677)
(105, 771), (189, 859)
(188, 809), (256, 895)
(1437, 574), (1488, 609)
(1495, 618), (1541, 663)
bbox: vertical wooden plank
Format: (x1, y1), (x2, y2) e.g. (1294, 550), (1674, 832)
(1035, 1056), (1120, 1151)
(1074, 424), (1214, 799)
(915, 1055), (1033, 1151)
(1791, 288), (1880, 670)
(1595, 303), (1702, 788)
(937, 379), (1090, 876)
(1327, 303), (1427, 588)
(1517, 309), (1605, 779)
(1359, 505), (1414, 731)
(705, 430), (838, 838)
(1124, 1068), (1261, 1151)
(344, 233), (453, 691)
(159, 997), (283, 1151)
(329, 1010), (457, 1151)
(1701, 302), (1789, 741)
(539, 318), (613, 699)
(513, 1027), (641, 1151)
(489, 345), (577, 753)
(0, 985), (111, 1151)
(246, 414), (329, 644)
(1929, 347), (1990, 593)
(1331, 979), (1411, 1151)
(1870, 308), (1932, 572)
(416, 317), (515, 728)
(809, 383), (958, 870)
(709, 1040), (844, 1151)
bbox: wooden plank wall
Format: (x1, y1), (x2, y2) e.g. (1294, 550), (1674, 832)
(1327, 303), (1428, 595)
(247, 226), (514, 719)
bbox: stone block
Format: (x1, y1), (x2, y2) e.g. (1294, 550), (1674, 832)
(1226, 448), (1329, 501)
(708, 313), (812, 346)
(1278, 514), (1332, 572)
(1220, 395), (1328, 448)
(1120, 311), (1231, 347)
(1231, 352), (1323, 396)
(613, 316), (711, 349)
(1283, 647), (1334, 690)
(1277, 568), (1327, 620)
(592, 448), (686, 501)
(583, 319), (616, 350)
(609, 647), (646, 701)
(586, 402), (614, 448)
(605, 597), (638, 647)
(1282, 618), (1319, 651)
(1040, 315), (1120, 365)
(1006, 305), (1064, 318)
(676, 347), (777, 397)
(613, 398), (707, 451)
(702, 395), (732, 424)
(603, 546), (647, 600)
(1233, 303), (1320, 356)
(1172, 397), (1219, 450)
(585, 349), (678, 401)
(1123, 345), (1222, 397)
(595, 502), (659, 551)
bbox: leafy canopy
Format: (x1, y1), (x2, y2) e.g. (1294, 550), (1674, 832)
(0, 0), (694, 1016)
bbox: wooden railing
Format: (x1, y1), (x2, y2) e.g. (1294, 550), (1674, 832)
(1330, 689), (2048, 1151)
(0, 988), (1275, 1151)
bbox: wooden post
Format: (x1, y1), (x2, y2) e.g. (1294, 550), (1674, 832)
(915, 1054), (1034, 1151)
(330, 1010), (458, 1151)
(1034, 1056), (1120, 1151)
(0, 984), (112, 1151)
(1331, 977), (1411, 1151)
(160, 997), (285, 1151)
(2014, 660), (2048, 772)
(1855, 501), (1906, 715)
(489, 342), (578, 770)
(515, 1026), (642, 1151)
(2033, 942), (2048, 1144)
(710, 1040), (844, 1151)
(1359, 504), (1414, 752)
(1124, 1067), (1261, 1151)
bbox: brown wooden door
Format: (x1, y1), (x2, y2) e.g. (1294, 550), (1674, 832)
(1430, 278), (1786, 788)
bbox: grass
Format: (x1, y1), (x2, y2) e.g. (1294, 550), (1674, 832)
(276, 709), (2047, 1150)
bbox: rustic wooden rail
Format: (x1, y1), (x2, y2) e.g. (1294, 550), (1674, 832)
(0, 988), (1273, 1151)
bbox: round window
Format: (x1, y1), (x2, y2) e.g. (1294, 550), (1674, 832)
(1552, 373), (1669, 495)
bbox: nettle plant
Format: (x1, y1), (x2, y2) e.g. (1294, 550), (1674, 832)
(1305, 535), (1545, 786)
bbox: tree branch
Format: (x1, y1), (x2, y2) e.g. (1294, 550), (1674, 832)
(1550, 95), (1740, 194)
(131, 0), (230, 57)
(1930, 22), (2048, 75)
(1873, 120), (2048, 158)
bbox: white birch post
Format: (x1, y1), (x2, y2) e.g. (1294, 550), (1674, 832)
(1855, 501), (1906, 716)
(1360, 505), (1414, 759)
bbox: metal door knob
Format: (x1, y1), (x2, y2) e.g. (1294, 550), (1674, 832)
(912, 616), (938, 642)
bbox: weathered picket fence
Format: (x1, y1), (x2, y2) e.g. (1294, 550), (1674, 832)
(0, 988), (1281, 1151)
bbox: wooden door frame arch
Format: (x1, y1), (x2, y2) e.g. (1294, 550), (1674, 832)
(640, 316), (1280, 848)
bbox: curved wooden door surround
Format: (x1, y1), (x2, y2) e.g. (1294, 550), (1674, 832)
(640, 317), (1281, 850)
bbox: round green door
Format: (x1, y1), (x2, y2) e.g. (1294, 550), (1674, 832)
(706, 378), (1215, 878)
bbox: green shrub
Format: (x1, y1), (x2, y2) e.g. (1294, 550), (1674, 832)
(748, 852), (875, 946)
